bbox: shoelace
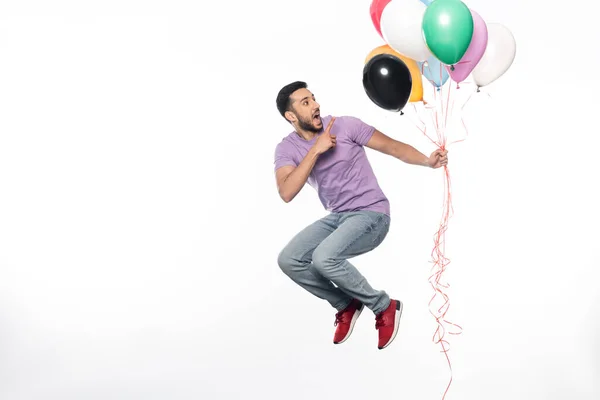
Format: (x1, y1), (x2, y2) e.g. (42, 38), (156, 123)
(375, 314), (387, 329)
(334, 311), (348, 327)
(334, 312), (342, 326)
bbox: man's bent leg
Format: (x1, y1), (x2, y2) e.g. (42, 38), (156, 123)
(278, 214), (353, 311)
(311, 211), (392, 315)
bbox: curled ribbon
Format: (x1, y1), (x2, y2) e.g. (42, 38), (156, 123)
(403, 69), (483, 400)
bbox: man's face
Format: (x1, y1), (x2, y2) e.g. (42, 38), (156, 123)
(286, 88), (322, 133)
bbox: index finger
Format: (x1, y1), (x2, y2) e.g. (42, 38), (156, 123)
(325, 117), (336, 131)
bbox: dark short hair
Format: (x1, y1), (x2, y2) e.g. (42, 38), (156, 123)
(276, 81), (307, 121)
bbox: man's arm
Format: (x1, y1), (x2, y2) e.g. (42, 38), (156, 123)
(275, 148), (320, 203)
(275, 117), (337, 203)
(365, 129), (447, 168)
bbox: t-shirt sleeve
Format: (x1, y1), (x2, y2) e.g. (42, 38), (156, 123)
(274, 142), (297, 171)
(346, 116), (376, 146)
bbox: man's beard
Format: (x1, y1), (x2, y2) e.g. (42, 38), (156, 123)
(297, 115), (322, 133)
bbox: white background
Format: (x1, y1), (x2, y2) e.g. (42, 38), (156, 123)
(1, 1), (598, 399)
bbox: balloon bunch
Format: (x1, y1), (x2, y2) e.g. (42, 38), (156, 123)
(363, 0), (516, 112)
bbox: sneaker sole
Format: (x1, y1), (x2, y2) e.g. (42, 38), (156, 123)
(334, 303), (365, 344)
(378, 300), (403, 350)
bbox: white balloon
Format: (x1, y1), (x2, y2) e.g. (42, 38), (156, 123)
(471, 23), (516, 88)
(380, 0), (431, 62)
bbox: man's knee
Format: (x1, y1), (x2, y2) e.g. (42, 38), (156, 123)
(312, 247), (338, 277)
(277, 248), (294, 275)
(278, 245), (308, 275)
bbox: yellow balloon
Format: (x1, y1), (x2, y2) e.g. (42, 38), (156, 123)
(365, 45), (423, 103)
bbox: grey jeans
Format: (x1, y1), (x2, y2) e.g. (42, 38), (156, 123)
(278, 210), (391, 315)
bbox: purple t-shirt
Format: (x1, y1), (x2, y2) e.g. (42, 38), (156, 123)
(274, 115), (390, 216)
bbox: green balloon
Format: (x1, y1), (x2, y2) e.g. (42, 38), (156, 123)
(422, 0), (474, 65)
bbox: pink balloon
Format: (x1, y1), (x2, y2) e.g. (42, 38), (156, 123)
(446, 9), (488, 83)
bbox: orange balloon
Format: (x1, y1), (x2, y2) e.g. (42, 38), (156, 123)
(365, 45), (423, 103)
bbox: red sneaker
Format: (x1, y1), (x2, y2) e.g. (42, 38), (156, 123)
(333, 299), (364, 344)
(375, 299), (402, 349)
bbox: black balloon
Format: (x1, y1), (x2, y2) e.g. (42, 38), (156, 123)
(362, 54), (412, 113)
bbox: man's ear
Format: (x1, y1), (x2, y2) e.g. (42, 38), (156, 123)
(284, 110), (296, 123)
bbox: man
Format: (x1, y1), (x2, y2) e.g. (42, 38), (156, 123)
(274, 81), (448, 350)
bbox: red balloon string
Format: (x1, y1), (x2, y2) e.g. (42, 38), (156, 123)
(430, 83), (462, 400)
(407, 63), (480, 400)
(448, 89), (475, 147)
(428, 158), (462, 400)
